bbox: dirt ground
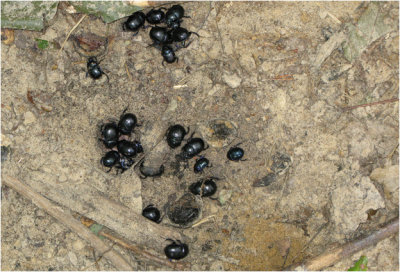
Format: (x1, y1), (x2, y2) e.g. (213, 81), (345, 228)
(1, 1), (399, 271)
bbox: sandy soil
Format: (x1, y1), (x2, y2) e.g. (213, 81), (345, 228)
(1, 2), (399, 270)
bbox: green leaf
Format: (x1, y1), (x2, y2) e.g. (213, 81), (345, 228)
(89, 223), (105, 240)
(348, 256), (368, 271)
(35, 38), (49, 50)
(1, 1), (58, 31)
(343, 2), (395, 62)
(70, 1), (143, 23)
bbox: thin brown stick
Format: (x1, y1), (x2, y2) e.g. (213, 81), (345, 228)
(99, 230), (190, 270)
(286, 218), (399, 271)
(342, 98), (399, 111)
(58, 14), (87, 56)
(2, 174), (134, 271)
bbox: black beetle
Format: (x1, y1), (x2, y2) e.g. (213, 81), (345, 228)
(87, 57), (109, 81)
(118, 111), (138, 135)
(179, 134), (207, 160)
(193, 156), (210, 173)
(99, 122), (119, 148)
(132, 140), (143, 153)
(165, 5), (186, 28)
(101, 151), (120, 172)
(166, 124), (188, 148)
(117, 155), (135, 173)
(142, 204), (162, 223)
(167, 20), (181, 30)
(117, 140), (137, 158)
(161, 45), (178, 65)
(171, 27), (199, 48)
(189, 178), (218, 197)
(164, 239), (189, 260)
(227, 143), (245, 161)
(149, 26), (172, 46)
(123, 11), (146, 35)
(146, 8), (166, 25)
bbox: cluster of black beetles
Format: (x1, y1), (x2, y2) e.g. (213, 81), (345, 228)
(141, 125), (245, 260)
(92, 4), (245, 263)
(86, 5), (198, 81)
(100, 119), (245, 260)
(99, 110), (143, 173)
(123, 4), (198, 65)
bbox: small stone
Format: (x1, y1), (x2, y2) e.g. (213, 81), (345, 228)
(23, 111), (36, 125)
(68, 251), (78, 266)
(210, 261), (224, 271)
(218, 189), (232, 205)
(222, 73), (241, 88)
(58, 174), (67, 183)
(72, 240), (85, 251)
(239, 53), (256, 70)
(331, 176), (385, 236)
(370, 165), (399, 204)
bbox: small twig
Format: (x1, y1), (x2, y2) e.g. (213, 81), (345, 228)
(2, 175), (134, 271)
(290, 222), (329, 265)
(387, 143), (399, 160)
(342, 98), (398, 111)
(191, 214), (216, 228)
(286, 218), (399, 271)
(58, 14), (87, 56)
(125, 62), (132, 81)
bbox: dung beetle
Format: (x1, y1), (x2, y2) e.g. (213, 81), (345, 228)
(146, 8), (166, 25)
(117, 140), (137, 158)
(132, 140), (143, 153)
(227, 143), (246, 161)
(101, 151), (120, 172)
(142, 204), (162, 223)
(167, 20), (181, 30)
(164, 239), (189, 260)
(179, 134), (208, 160)
(87, 57), (109, 82)
(189, 178), (218, 197)
(171, 27), (199, 48)
(193, 156), (210, 173)
(118, 111), (138, 135)
(166, 124), (188, 148)
(99, 122), (119, 148)
(161, 45), (178, 65)
(165, 5), (186, 28)
(149, 26), (172, 46)
(123, 11), (146, 35)
(117, 155), (134, 173)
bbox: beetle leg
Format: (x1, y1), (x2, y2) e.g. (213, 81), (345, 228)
(102, 71), (110, 83)
(132, 31), (139, 37)
(165, 238), (176, 243)
(240, 158), (248, 162)
(188, 131), (195, 141)
(208, 176), (221, 181)
(190, 31), (200, 37)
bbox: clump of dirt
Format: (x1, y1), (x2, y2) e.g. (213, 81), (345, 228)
(218, 216), (307, 271)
